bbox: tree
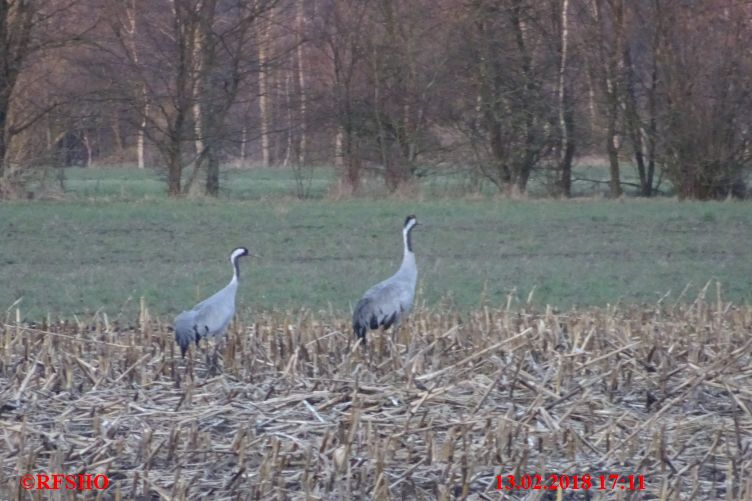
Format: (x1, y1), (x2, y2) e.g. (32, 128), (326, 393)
(94, 0), (278, 197)
(0, 0), (90, 198)
(582, 0), (626, 198)
(193, 0), (269, 195)
(453, 0), (557, 194)
(4, 0), (752, 201)
(657, 1), (752, 199)
(313, 0), (369, 191)
(363, 0), (444, 190)
(555, 0), (576, 197)
(257, 1), (273, 168)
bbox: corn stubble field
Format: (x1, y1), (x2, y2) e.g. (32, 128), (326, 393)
(2, 291), (752, 500)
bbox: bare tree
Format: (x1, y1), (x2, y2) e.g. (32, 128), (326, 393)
(195, 0), (270, 195)
(613, 0), (663, 197)
(583, 0), (625, 197)
(658, 1), (752, 199)
(95, 0), (277, 196)
(99, 0), (203, 195)
(116, 0), (148, 169)
(454, 0), (556, 194)
(313, 0), (369, 191)
(257, 2), (273, 167)
(0, 0), (90, 197)
(4, 0), (752, 202)
(555, 0), (576, 196)
(295, 0), (307, 165)
(362, 0), (443, 190)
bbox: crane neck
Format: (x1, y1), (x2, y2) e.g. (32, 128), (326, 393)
(403, 225), (415, 255)
(231, 256), (241, 282)
(400, 226), (416, 274)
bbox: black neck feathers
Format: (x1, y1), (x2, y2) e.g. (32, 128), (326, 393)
(405, 224), (414, 253)
(233, 257), (241, 280)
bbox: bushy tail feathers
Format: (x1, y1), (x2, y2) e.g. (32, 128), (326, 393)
(352, 299), (369, 346)
(174, 310), (200, 358)
(352, 316), (368, 346)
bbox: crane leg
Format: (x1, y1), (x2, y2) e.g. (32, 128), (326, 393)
(206, 339), (225, 376)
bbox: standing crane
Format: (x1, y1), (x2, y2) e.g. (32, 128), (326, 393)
(352, 215), (419, 345)
(174, 247), (250, 357)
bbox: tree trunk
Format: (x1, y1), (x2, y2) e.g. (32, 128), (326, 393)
(111, 117), (124, 155)
(240, 124), (247, 166)
(282, 73), (293, 167)
(0, 1), (33, 195)
(557, 0), (575, 197)
(124, 1), (147, 169)
(644, 0), (662, 197)
(167, 143), (182, 196)
(296, 0), (307, 165)
(192, 101), (204, 159)
(517, 166), (531, 193)
(645, 70), (657, 196)
(623, 45), (648, 195)
(164, 2), (192, 197)
(205, 146), (219, 195)
(593, 0), (623, 198)
(83, 131), (93, 167)
(192, 29), (205, 160)
(371, 44), (394, 189)
(586, 66), (597, 126)
(559, 135), (575, 196)
(489, 122), (511, 185)
(344, 136), (360, 189)
(0, 106), (7, 181)
(475, 12), (511, 191)
(605, 58), (622, 199)
(342, 100), (360, 190)
(137, 100), (148, 169)
(511, 0), (534, 193)
(258, 10), (272, 167)
(606, 121), (622, 197)
(334, 127), (344, 167)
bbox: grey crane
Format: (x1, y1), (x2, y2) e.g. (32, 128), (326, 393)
(352, 215), (419, 345)
(174, 247), (250, 357)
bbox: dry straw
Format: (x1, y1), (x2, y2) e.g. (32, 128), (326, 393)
(1, 288), (751, 500)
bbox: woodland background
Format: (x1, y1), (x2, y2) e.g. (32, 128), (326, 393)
(0, 0), (750, 200)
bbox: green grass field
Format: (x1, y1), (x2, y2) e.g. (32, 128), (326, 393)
(46, 160), (662, 201)
(4, 167), (752, 500)
(2, 166), (751, 320)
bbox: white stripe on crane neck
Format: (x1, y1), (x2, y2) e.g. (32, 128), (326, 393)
(230, 248), (247, 282)
(231, 248), (247, 261)
(403, 221), (416, 254)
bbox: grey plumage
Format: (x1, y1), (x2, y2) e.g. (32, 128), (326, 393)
(174, 247), (250, 357)
(353, 215), (419, 344)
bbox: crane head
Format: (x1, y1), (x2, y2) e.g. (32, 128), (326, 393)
(230, 247), (250, 262)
